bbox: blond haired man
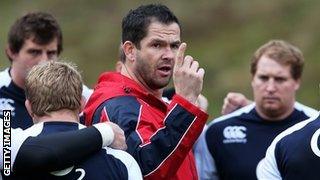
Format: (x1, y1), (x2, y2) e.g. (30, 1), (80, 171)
(7, 61), (142, 179)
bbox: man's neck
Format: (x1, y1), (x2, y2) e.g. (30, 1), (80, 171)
(34, 109), (79, 124)
(120, 65), (163, 99)
(9, 66), (25, 89)
(255, 105), (295, 122)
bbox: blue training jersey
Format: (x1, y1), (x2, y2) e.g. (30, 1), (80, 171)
(0, 119), (28, 171)
(257, 112), (320, 180)
(195, 102), (318, 180)
(0, 68), (93, 129)
(7, 121), (142, 180)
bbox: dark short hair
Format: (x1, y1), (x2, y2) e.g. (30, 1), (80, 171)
(8, 12), (63, 57)
(251, 40), (304, 80)
(121, 4), (180, 52)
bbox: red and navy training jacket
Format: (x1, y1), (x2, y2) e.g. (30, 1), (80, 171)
(83, 72), (208, 180)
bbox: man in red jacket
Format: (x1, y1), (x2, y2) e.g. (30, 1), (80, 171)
(83, 4), (208, 180)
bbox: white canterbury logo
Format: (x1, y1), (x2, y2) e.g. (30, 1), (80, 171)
(223, 126), (247, 144)
(310, 128), (320, 157)
(0, 98), (15, 116)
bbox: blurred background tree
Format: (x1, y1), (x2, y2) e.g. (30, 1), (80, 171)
(0, 0), (319, 120)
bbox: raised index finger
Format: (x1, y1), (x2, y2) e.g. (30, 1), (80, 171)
(175, 42), (187, 67)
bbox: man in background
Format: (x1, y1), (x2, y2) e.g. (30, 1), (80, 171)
(196, 40), (318, 180)
(0, 12), (92, 129)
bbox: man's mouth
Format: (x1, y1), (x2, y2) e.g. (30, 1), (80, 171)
(263, 97), (280, 102)
(157, 66), (172, 76)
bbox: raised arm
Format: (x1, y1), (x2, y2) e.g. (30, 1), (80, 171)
(93, 95), (207, 179)
(221, 92), (252, 115)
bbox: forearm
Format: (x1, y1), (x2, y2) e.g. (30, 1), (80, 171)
(13, 125), (108, 173)
(130, 95), (208, 178)
(96, 95), (208, 178)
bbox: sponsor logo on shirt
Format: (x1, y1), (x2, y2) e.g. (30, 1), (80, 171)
(223, 126), (247, 144)
(311, 128), (320, 157)
(0, 98), (15, 116)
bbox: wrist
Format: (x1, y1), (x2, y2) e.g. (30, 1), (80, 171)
(93, 123), (115, 147)
(175, 92), (198, 104)
(182, 94), (198, 104)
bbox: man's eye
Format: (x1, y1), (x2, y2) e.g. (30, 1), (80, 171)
(259, 76), (269, 81)
(275, 77), (286, 83)
(152, 43), (161, 48)
(29, 50), (41, 55)
(171, 44), (179, 49)
(47, 51), (58, 58)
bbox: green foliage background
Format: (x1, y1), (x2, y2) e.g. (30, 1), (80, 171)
(0, 0), (319, 119)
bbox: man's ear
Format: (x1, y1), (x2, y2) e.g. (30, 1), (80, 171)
(5, 45), (16, 61)
(251, 77), (255, 89)
(294, 78), (301, 91)
(25, 99), (35, 120)
(122, 41), (136, 63)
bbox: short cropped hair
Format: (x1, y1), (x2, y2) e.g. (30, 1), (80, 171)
(121, 4), (180, 60)
(251, 40), (304, 80)
(25, 61), (83, 116)
(8, 12), (63, 56)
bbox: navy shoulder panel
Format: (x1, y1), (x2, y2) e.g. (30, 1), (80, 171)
(93, 96), (141, 132)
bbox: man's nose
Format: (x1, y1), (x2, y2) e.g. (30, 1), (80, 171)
(40, 52), (50, 61)
(266, 80), (277, 92)
(162, 47), (175, 60)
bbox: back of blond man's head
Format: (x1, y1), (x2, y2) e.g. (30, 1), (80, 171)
(25, 61), (83, 116)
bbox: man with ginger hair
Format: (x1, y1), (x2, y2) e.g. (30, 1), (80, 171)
(195, 40), (318, 180)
